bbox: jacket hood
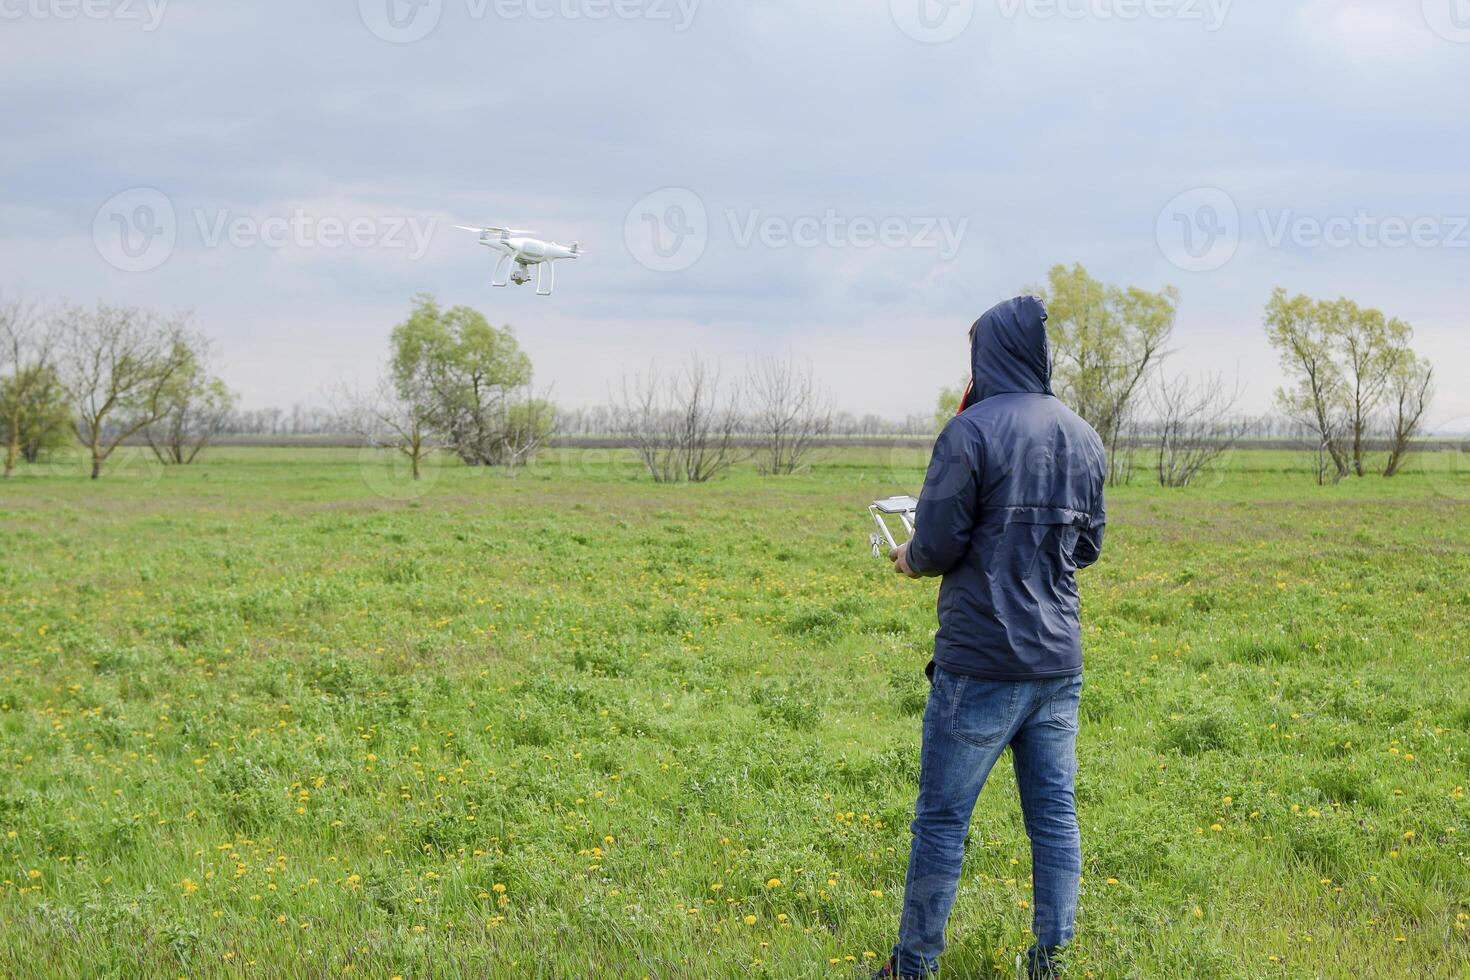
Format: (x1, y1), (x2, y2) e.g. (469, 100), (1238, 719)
(959, 295), (1053, 412)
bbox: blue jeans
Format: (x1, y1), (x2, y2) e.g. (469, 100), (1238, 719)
(892, 666), (1083, 976)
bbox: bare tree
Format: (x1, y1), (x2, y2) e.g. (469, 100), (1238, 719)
(677, 360), (745, 482)
(617, 368), (681, 483)
(1148, 373), (1249, 487)
(57, 304), (195, 479)
(747, 355), (832, 476)
(0, 296), (62, 478)
(1381, 355), (1434, 478)
(340, 373), (441, 481)
(617, 359), (745, 483)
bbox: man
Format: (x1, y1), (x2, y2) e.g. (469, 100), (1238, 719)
(876, 296), (1106, 980)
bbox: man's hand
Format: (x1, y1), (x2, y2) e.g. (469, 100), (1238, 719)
(889, 542), (921, 579)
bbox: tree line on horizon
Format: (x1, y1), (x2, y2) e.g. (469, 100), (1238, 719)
(0, 273), (1438, 484)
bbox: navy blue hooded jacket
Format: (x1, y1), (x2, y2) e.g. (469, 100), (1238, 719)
(906, 296), (1107, 680)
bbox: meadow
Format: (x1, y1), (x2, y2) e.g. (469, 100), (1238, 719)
(0, 445), (1467, 979)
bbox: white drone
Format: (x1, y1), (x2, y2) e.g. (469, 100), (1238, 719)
(454, 225), (584, 296)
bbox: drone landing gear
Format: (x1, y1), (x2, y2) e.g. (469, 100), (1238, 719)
(535, 261), (554, 296)
(491, 253), (513, 287)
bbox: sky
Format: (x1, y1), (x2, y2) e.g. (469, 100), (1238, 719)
(3, 0), (1468, 427)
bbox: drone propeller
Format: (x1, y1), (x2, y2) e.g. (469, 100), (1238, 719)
(454, 225), (537, 236)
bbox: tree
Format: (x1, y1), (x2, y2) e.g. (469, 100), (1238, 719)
(933, 377), (967, 431)
(145, 340), (238, 464)
(617, 359), (745, 484)
(674, 360), (745, 482)
(1036, 264), (1176, 485)
(1381, 354), (1433, 478)
(0, 297), (66, 478)
(495, 390), (557, 472)
(389, 294), (536, 467)
(1324, 298), (1410, 476)
(342, 372), (441, 482)
(618, 368), (682, 483)
(57, 304), (195, 479)
(1265, 289), (1433, 483)
(1265, 289), (1348, 483)
(2, 365), (71, 469)
(1147, 373), (1249, 487)
(747, 355), (832, 476)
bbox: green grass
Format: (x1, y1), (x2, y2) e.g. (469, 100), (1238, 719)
(1, 446), (1468, 979)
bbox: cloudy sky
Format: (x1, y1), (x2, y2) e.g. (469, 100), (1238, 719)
(4, 0), (1468, 425)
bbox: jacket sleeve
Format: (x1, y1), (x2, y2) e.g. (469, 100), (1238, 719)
(1073, 489), (1106, 570)
(905, 418), (981, 578)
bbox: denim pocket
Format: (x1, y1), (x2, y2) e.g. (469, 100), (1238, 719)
(1045, 676), (1083, 732)
(949, 675), (1020, 749)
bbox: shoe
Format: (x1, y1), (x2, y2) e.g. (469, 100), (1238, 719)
(870, 955), (930, 980)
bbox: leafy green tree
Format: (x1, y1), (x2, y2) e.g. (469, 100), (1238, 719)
(1036, 264), (1177, 484)
(1, 364), (71, 475)
(388, 294), (540, 466)
(1323, 297), (1412, 476)
(1265, 289), (1348, 483)
(145, 340), (238, 465)
(934, 377), (967, 431)
(1265, 289), (1433, 483)
(1, 296), (68, 477)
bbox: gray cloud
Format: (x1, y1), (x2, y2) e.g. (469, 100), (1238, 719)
(3, 0), (1468, 422)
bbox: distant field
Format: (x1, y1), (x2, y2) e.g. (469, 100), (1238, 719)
(1, 447), (1467, 978)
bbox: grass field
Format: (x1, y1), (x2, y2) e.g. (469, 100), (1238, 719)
(1, 446), (1468, 979)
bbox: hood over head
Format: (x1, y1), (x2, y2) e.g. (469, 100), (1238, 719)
(957, 295), (1053, 413)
